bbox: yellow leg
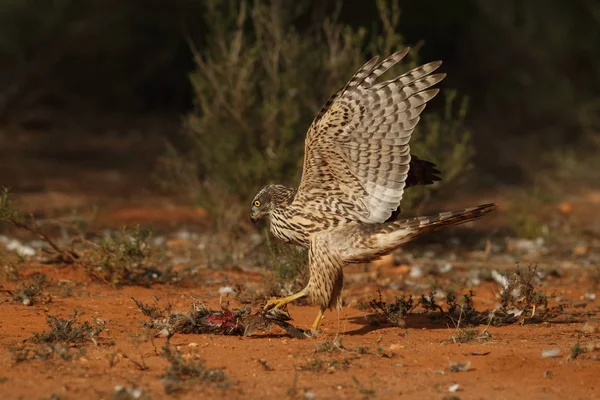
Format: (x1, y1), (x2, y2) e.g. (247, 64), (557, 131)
(263, 289), (307, 310)
(311, 306), (326, 332)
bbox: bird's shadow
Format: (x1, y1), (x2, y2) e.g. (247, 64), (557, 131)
(342, 312), (454, 336)
(244, 312), (458, 338)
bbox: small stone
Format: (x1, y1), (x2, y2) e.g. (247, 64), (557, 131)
(448, 383), (460, 392)
(584, 292), (596, 301)
(438, 263), (453, 274)
(541, 348), (560, 358)
(218, 286), (236, 296)
(409, 265), (423, 279)
(157, 328), (170, 337)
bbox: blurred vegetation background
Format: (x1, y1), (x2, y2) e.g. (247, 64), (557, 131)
(1, 0), (598, 210)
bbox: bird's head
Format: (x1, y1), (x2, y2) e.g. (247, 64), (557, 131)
(250, 184), (295, 223)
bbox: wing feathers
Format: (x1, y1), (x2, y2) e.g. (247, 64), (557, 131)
(359, 49), (410, 90)
(372, 60), (443, 91)
(297, 49), (445, 223)
(344, 56), (379, 91)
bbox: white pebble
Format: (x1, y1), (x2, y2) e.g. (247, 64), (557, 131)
(448, 383), (460, 392)
(541, 348), (560, 358)
(218, 286), (236, 295)
(409, 265), (423, 279)
(6, 239), (36, 256)
(584, 293), (596, 300)
(491, 270), (509, 288)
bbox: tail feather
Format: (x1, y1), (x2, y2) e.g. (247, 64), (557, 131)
(397, 203), (498, 231)
(338, 203), (497, 264)
(379, 203), (497, 251)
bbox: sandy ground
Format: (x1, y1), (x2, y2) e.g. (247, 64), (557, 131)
(1, 258), (599, 400)
(1, 127), (599, 399)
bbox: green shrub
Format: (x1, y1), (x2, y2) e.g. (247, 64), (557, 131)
(159, 0), (474, 219)
(84, 226), (164, 287)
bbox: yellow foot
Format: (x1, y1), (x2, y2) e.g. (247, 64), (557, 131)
(311, 306), (325, 332)
(263, 290), (307, 311)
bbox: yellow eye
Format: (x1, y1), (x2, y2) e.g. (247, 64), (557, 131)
(254, 200), (261, 207)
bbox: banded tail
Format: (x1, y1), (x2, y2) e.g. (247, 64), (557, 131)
(394, 203), (497, 232)
(376, 203), (497, 251)
(340, 203), (498, 264)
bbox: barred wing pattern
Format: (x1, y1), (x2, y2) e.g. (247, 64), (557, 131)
(295, 49), (445, 223)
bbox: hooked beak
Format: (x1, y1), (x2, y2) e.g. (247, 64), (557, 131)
(250, 216), (258, 224)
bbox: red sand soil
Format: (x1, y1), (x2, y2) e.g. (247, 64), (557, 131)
(1, 128), (599, 399)
(1, 239), (599, 399)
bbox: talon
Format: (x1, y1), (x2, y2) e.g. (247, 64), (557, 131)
(304, 329), (319, 338)
(263, 298), (286, 311)
(262, 291), (308, 311)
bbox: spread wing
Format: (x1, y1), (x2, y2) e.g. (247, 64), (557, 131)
(294, 49), (445, 223)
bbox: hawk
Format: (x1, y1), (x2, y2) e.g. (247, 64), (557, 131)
(250, 49), (496, 335)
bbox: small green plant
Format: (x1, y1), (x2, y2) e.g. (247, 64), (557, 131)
(299, 359), (325, 373)
(376, 347), (393, 358)
(367, 288), (414, 326)
(570, 341), (585, 360)
(13, 310), (102, 363)
(32, 309), (105, 346)
(12, 344), (87, 363)
(131, 296), (171, 319)
(419, 292), (445, 313)
(445, 290), (479, 325)
(85, 226), (166, 287)
(160, 345), (229, 394)
(451, 327), (491, 344)
(11, 273), (50, 306)
(499, 264), (549, 316)
(314, 336), (344, 353)
(300, 358), (351, 374)
(447, 292), (493, 343)
(452, 327), (477, 343)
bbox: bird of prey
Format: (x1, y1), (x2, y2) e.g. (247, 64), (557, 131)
(250, 48), (496, 335)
